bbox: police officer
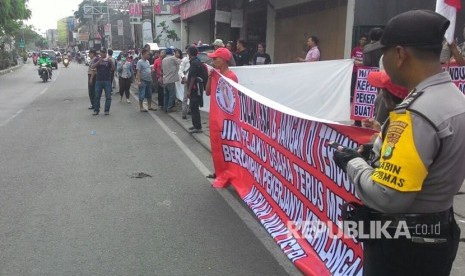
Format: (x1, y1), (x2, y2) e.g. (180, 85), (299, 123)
(334, 10), (464, 276)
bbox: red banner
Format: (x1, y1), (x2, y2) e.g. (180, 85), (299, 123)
(209, 71), (376, 275)
(350, 66), (379, 121)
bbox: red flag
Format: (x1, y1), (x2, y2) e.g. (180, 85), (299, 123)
(445, 0), (461, 10)
(436, 0), (458, 43)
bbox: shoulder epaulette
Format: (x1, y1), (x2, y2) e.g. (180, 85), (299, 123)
(394, 90), (424, 111)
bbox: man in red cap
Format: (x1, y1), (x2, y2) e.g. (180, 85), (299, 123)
(205, 47), (238, 96)
(334, 10), (464, 275)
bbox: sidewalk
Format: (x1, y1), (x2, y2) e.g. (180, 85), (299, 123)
(0, 64), (23, 76)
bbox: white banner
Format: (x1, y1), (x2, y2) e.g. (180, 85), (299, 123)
(142, 21), (153, 45)
(215, 10), (231, 24)
(117, 20), (124, 36)
(174, 60), (353, 122)
(231, 9), (243, 28)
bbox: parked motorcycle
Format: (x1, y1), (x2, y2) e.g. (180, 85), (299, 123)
(63, 57), (69, 68)
(38, 63), (50, 82)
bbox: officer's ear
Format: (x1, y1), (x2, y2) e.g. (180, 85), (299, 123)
(393, 46), (408, 69)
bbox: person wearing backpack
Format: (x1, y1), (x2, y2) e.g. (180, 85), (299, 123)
(187, 46), (208, 133)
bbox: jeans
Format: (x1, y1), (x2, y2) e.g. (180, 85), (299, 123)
(157, 84), (164, 107)
(182, 82), (189, 117)
(163, 82), (176, 111)
(190, 96), (202, 129)
(119, 77), (132, 99)
(138, 80), (152, 102)
(94, 80), (112, 112)
(88, 74), (96, 107)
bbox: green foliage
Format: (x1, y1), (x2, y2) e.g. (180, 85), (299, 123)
(0, 0), (31, 36)
(154, 21), (180, 47)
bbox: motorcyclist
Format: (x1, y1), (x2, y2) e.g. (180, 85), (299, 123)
(38, 52), (52, 79)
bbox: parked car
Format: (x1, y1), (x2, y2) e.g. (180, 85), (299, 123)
(40, 50), (58, 69)
(182, 44), (214, 66)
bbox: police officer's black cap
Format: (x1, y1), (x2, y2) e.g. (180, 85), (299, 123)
(368, 10), (450, 52)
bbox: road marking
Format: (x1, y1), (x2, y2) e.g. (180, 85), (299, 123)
(0, 109), (24, 127)
(0, 68), (55, 127)
(132, 94), (301, 276)
(39, 87), (48, 95)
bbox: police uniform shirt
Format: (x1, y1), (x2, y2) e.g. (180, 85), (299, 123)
(346, 71), (465, 213)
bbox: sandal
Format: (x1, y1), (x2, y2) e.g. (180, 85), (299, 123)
(206, 173), (216, 179)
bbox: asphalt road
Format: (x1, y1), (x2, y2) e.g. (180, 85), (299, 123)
(0, 62), (291, 276)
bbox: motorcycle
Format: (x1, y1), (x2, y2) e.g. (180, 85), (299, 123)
(38, 63), (50, 82)
(33, 55), (38, 66)
(63, 57), (69, 68)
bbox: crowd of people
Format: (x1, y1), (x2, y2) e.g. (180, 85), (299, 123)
(86, 40), (243, 133)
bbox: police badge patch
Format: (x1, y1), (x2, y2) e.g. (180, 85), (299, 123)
(383, 120), (408, 159)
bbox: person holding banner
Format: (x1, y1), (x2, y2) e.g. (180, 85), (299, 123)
(334, 10), (464, 275)
(206, 48), (239, 96)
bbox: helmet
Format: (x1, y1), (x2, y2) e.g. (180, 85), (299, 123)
(41, 52), (48, 57)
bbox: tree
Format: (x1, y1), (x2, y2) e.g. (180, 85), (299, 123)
(154, 21), (180, 47)
(0, 0), (30, 36)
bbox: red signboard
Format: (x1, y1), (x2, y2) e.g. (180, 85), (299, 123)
(180, 0), (211, 20)
(129, 3), (142, 17)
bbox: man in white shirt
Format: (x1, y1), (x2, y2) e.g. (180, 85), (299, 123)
(178, 46), (191, 119)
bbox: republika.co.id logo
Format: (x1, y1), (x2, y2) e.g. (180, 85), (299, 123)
(216, 77), (236, 115)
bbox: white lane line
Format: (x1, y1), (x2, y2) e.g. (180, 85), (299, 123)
(132, 93), (301, 276)
(39, 87), (48, 95)
(0, 109), (24, 127)
(0, 68), (55, 127)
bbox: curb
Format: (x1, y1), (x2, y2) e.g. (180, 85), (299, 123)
(0, 64), (23, 76)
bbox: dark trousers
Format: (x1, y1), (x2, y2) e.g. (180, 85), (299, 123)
(157, 85), (164, 107)
(88, 74), (96, 107)
(190, 96), (202, 129)
(363, 217), (460, 276)
(119, 77), (131, 99)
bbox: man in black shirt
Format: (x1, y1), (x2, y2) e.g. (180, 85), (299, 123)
(187, 46), (207, 133)
(236, 39), (250, 66)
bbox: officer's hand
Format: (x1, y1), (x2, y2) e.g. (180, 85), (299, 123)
(333, 148), (361, 173)
(358, 144), (373, 161)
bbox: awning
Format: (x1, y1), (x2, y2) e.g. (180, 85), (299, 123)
(180, 0), (212, 20)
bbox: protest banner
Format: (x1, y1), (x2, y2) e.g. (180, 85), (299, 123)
(209, 70), (376, 275)
(350, 66), (379, 121)
(444, 62), (465, 93)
